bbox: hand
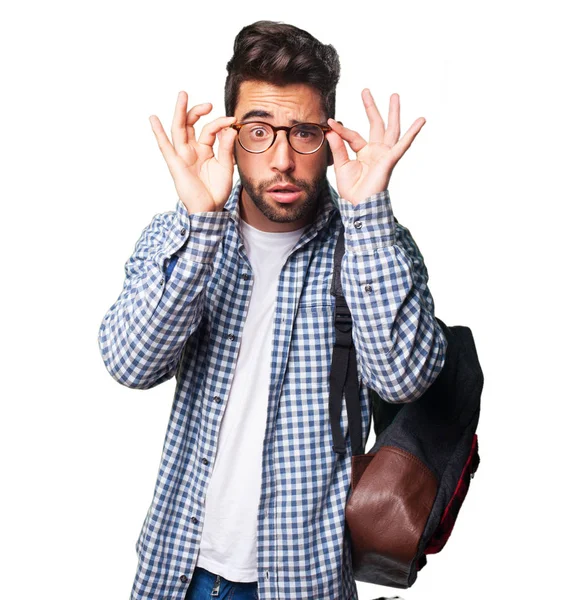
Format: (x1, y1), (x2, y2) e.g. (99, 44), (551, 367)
(326, 90), (425, 206)
(149, 91), (238, 214)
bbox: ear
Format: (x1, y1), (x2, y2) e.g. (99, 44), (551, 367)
(326, 142), (334, 167)
(326, 119), (343, 167)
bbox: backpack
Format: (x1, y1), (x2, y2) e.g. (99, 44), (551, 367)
(329, 228), (484, 589)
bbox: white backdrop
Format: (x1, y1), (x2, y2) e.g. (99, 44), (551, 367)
(1, 1), (561, 598)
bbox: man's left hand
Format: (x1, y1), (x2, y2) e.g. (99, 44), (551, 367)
(326, 90), (425, 206)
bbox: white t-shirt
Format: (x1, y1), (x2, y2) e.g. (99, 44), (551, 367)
(196, 219), (305, 582)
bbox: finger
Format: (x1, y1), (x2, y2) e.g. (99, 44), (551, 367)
(185, 102), (213, 142)
(171, 91), (189, 148)
(389, 118), (426, 163)
(362, 88), (385, 144)
(198, 116), (236, 147)
(327, 119), (367, 153)
(217, 126), (238, 170)
(149, 114), (177, 165)
(325, 130), (351, 170)
(384, 93), (401, 147)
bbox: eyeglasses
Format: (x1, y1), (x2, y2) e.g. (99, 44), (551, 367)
(230, 121), (332, 155)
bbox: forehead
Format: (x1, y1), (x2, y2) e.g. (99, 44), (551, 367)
(235, 80), (325, 124)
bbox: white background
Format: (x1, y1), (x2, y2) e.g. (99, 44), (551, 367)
(1, 1), (561, 598)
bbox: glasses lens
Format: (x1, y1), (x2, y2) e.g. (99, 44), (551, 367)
(290, 124), (324, 153)
(239, 123), (274, 152)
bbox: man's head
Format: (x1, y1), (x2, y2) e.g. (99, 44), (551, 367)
(225, 21), (340, 122)
(224, 21), (341, 232)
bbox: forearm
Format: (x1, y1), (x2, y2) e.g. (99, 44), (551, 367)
(338, 190), (447, 402)
(98, 200), (229, 389)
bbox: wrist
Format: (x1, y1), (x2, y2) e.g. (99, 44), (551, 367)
(181, 198), (217, 215)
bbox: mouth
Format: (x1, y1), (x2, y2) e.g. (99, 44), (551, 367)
(266, 185), (303, 204)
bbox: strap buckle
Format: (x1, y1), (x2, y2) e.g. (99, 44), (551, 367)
(334, 297), (353, 346)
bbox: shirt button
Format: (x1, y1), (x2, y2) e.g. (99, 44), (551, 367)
(159, 279), (164, 286)
(227, 334), (236, 341)
(354, 220), (363, 229)
(180, 575), (188, 583)
(265, 570), (270, 580)
(202, 458), (209, 465)
(213, 396), (221, 403)
(242, 273), (250, 281)
(364, 284), (372, 292)
(180, 227), (186, 236)
(191, 516), (198, 524)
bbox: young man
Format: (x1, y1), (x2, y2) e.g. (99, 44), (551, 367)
(98, 20), (447, 600)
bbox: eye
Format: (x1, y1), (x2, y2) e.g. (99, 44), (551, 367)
(293, 128), (313, 139)
(249, 126), (270, 139)
(291, 125), (322, 144)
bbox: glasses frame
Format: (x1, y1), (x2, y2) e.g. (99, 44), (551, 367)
(230, 121), (332, 155)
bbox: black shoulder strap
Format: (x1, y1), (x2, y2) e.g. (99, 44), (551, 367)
(329, 228), (365, 456)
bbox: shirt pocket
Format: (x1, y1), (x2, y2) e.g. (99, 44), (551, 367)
(297, 269), (334, 310)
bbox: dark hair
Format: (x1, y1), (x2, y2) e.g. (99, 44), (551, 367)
(225, 21), (341, 120)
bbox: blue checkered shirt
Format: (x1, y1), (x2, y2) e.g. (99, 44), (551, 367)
(98, 179), (447, 600)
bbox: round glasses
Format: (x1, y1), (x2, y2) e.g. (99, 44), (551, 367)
(230, 121), (331, 155)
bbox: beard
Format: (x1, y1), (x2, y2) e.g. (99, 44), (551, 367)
(238, 170), (327, 224)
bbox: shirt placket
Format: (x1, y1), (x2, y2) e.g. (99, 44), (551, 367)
(255, 237), (318, 599)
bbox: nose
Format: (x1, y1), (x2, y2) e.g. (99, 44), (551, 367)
(269, 130), (295, 174)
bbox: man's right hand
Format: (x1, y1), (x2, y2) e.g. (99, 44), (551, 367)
(149, 91), (238, 214)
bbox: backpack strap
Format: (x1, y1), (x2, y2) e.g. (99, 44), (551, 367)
(329, 228), (365, 456)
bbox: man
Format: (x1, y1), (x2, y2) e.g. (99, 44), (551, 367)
(98, 20), (447, 600)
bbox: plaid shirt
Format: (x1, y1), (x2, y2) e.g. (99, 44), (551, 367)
(98, 179), (447, 600)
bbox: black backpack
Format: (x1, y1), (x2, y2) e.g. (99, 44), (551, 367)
(329, 228), (484, 589)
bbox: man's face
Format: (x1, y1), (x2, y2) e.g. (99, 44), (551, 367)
(233, 81), (332, 232)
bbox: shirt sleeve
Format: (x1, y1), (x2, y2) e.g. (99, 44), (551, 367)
(98, 200), (230, 389)
(336, 190), (447, 403)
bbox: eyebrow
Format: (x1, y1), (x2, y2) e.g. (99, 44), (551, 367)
(239, 109), (302, 125)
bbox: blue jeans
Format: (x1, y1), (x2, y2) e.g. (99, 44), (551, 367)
(184, 566), (258, 600)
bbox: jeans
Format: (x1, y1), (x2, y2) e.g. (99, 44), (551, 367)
(185, 566), (258, 600)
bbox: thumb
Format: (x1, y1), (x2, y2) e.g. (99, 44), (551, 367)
(217, 127), (237, 171)
(325, 131), (350, 171)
